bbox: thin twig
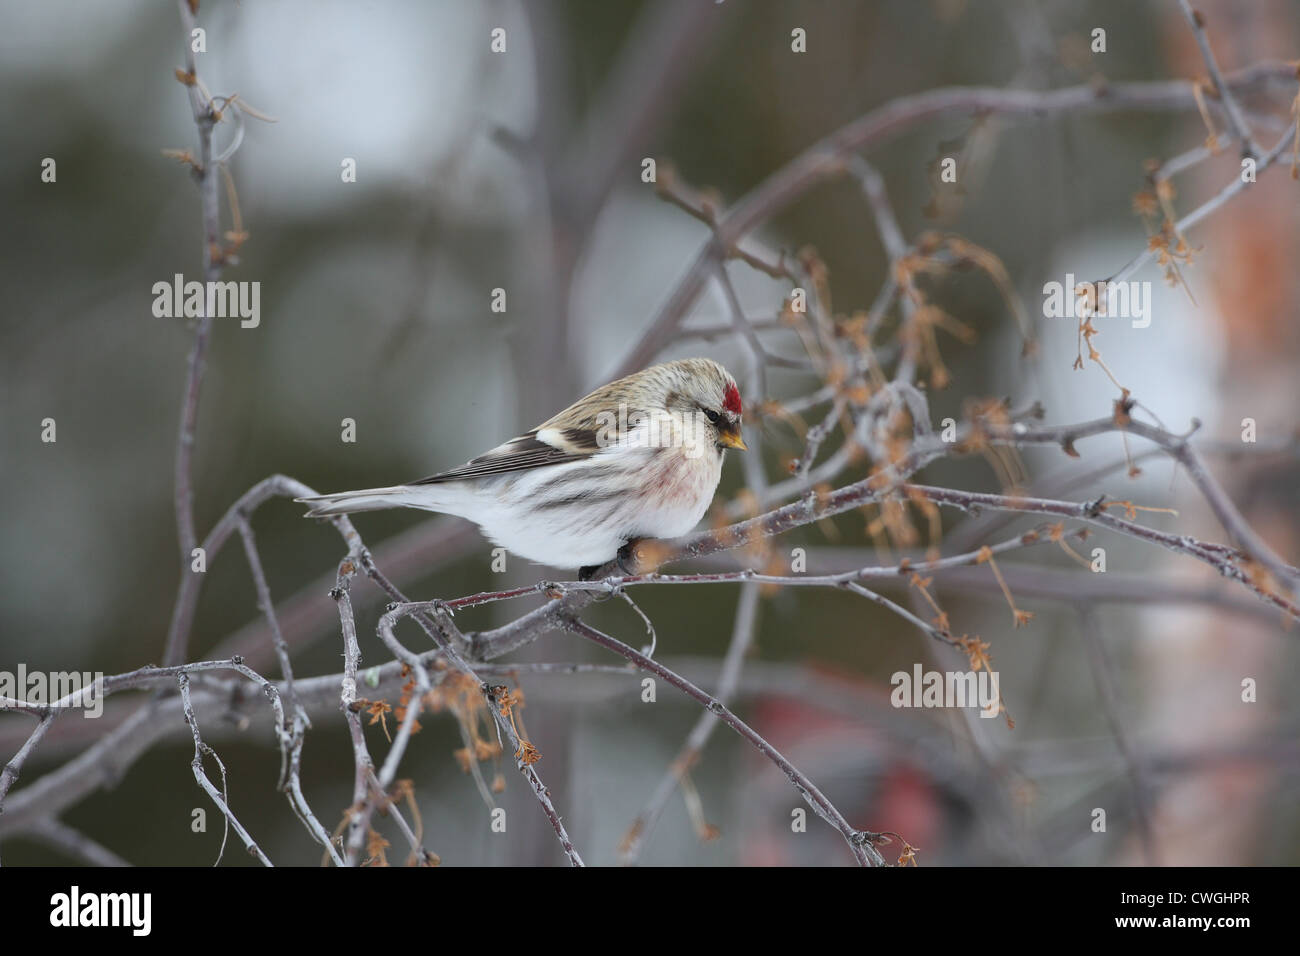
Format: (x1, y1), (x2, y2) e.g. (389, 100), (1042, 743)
(563, 616), (887, 867)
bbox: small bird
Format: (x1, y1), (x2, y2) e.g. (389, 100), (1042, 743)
(297, 358), (746, 577)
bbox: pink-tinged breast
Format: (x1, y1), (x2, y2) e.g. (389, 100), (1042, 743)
(638, 447), (720, 532)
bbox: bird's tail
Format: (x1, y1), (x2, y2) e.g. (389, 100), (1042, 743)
(296, 485), (428, 517)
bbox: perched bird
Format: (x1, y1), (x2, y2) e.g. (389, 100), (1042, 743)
(297, 358), (745, 577)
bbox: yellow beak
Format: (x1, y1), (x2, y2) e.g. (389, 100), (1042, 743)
(718, 429), (747, 451)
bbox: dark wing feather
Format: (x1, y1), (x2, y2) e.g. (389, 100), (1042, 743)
(409, 428), (600, 484)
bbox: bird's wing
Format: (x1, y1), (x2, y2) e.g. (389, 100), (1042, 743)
(409, 427), (604, 484)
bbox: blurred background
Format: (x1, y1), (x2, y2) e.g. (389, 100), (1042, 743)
(1, 0), (1298, 865)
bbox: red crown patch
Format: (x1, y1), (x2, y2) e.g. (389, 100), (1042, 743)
(723, 382), (742, 416)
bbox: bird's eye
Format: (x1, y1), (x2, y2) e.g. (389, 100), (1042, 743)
(702, 407), (722, 425)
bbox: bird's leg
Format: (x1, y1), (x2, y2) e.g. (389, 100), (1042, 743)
(578, 539), (644, 583)
(616, 539), (643, 576)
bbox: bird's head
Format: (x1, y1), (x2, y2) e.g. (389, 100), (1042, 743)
(660, 358), (747, 452)
(554, 358), (747, 456)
